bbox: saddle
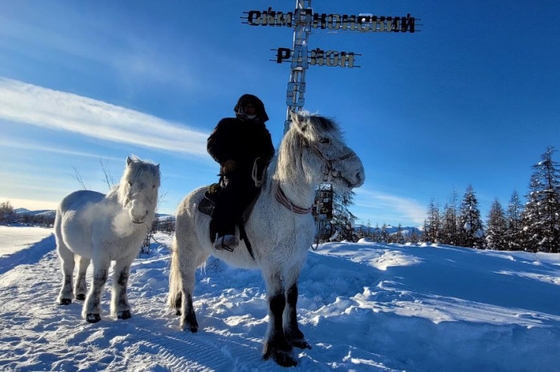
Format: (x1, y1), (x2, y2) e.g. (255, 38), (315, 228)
(198, 182), (261, 260)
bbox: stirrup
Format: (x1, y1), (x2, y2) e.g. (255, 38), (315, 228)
(214, 235), (239, 252)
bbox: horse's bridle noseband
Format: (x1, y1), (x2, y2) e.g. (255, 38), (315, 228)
(303, 138), (356, 183)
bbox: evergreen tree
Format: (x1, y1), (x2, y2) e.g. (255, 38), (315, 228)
(440, 190), (459, 245)
(366, 220), (373, 239)
(409, 228), (420, 245)
(355, 225), (365, 240)
(521, 147), (560, 253)
(380, 223), (389, 243)
(458, 185), (485, 248)
(486, 198), (507, 250)
(505, 190), (524, 251)
(393, 224), (405, 244)
(424, 198), (440, 243)
(330, 190), (358, 242)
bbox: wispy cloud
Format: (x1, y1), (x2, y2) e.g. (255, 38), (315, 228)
(0, 139), (121, 160)
(354, 187), (426, 226)
(0, 78), (208, 156)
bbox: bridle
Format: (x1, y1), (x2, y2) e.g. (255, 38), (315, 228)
(303, 137), (356, 183)
(275, 135), (356, 215)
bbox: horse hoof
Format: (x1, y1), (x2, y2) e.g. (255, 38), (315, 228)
(75, 294), (86, 301)
(118, 310), (131, 320)
(180, 322), (198, 333)
(86, 313), (101, 323)
(264, 349), (298, 367)
(292, 339), (312, 350)
(59, 298), (72, 305)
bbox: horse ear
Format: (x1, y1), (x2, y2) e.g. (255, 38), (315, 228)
(126, 156), (133, 166)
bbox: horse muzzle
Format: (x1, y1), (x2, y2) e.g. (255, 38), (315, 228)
(333, 161), (365, 190)
(130, 209), (149, 224)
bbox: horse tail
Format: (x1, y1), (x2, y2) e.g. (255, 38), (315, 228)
(167, 236), (182, 311)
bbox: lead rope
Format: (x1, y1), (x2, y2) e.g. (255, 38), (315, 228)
(252, 157), (264, 187)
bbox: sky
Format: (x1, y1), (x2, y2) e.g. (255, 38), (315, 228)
(1, 0), (559, 227)
(1, 226), (560, 370)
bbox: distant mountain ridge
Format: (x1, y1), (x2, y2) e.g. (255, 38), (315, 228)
(15, 208), (174, 221)
(355, 224), (422, 236)
(15, 208), (55, 217)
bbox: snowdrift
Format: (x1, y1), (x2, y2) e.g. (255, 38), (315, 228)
(0, 226), (559, 371)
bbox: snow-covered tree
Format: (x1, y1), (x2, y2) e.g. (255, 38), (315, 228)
(458, 185), (485, 248)
(424, 198), (440, 243)
(486, 198), (507, 250)
(521, 147), (560, 253)
(380, 223), (389, 243)
(392, 224), (405, 244)
(440, 190), (459, 245)
(408, 228), (420, 244)
(505, 190), (524, 251)
(329, 190), (358, 242)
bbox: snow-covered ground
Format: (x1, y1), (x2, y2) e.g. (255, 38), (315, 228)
(0, 226), (559, 371)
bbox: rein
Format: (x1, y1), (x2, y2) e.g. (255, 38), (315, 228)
(275, 184), (312, 215)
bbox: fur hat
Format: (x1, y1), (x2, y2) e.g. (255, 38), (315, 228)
(234, 94), (269, 123)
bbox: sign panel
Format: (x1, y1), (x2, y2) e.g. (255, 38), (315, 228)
(274, 47), (361, 68)
(242, 8), (416, 33)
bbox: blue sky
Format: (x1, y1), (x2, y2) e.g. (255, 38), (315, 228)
(1, 0), (559, 227)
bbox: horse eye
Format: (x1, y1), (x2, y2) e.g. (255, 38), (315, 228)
(320, 138), (330, 144)
(128, 182), (132, 187)
(152, 185), (156, 189)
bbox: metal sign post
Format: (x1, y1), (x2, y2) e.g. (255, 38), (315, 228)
(242, 2), (418, 131)
(242, 2), (418, 240)
(283, 0), (311, 133)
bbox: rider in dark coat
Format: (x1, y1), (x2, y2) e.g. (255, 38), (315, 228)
(207, 94), (275, 251)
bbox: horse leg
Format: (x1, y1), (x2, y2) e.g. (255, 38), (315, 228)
(111, 257), (134, 320)
(74, 256), (90, 301)
(170, 250), (199, 332)
(169, 231), (208, 332)
(262, 271), (297, 367)
(284, 283), (311, 349)
(82, 258), (110, 323)
(180, 290), (198, 333)
(177, 256), (200, 332)
(56, 242), (75, 305)
(283, 266), (311, 350)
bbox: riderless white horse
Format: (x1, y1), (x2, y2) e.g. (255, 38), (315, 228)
(169, 112), (365, 366)
(55, 156), (160, 323)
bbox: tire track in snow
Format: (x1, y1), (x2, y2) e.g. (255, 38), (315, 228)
(116, 328), (264, 371)
(0, 233), (272, 371)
